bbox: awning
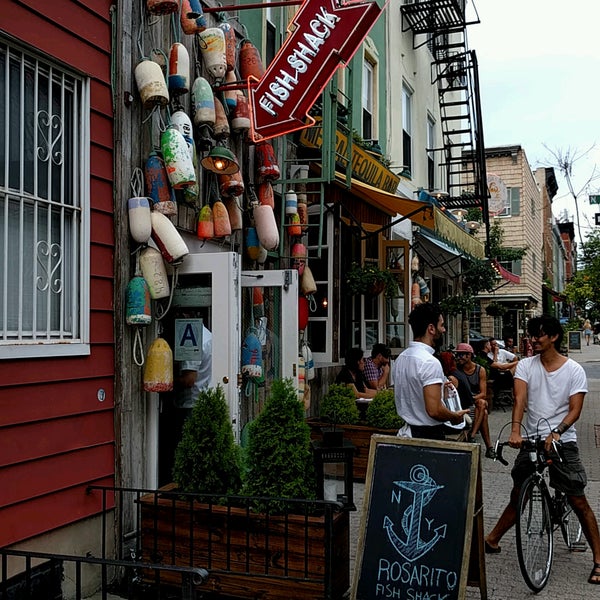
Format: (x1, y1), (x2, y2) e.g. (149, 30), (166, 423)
(414, 230), (461, 277)
(334, 175), (435, 227)
(491, 259), (521, 284)
(542, 284), (566, 302)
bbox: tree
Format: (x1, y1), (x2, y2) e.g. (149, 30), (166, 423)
(564, 229), (600, 320)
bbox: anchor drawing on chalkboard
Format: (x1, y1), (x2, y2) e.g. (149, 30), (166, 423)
(384, 464), (447, 562)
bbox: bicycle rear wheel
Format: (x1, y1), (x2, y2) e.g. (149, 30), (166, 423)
(516, 476), (554, 592)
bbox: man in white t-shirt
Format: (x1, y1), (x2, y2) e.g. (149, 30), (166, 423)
(485, 315), (600, 585)
(393, 303), (468, 440)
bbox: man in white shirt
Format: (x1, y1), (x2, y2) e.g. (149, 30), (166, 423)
(393, 303), (468, 440)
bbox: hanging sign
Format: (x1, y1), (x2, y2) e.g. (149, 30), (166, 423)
(248, 0), (385, 141)
(487, 173), (507, 216)
(174, 318), (204, 361)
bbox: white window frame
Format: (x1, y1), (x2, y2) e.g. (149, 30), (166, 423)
(0, 38), (90, 359)
(362, 57), (375, 141)
(402, 83), (413, 175)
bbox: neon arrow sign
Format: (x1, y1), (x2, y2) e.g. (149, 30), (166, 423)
(248, 0), (384, 142)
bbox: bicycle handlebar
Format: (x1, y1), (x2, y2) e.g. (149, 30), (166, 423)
(493, 435), (563, 468)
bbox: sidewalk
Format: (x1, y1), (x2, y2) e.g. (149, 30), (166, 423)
(349, 344), (600, 599)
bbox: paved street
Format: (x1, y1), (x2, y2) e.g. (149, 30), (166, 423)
(349, 341), (600, 599)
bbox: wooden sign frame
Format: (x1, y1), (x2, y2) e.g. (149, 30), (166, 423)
(351, 435), (486, 600)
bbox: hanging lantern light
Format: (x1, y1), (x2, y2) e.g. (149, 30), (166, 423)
(139, 246), (170, 300)
(231, 92), (251, 134)
(181, 0), (206, 34)
(197, 205), (215, 240)
(239, 40), (264, 81)
(213, 96), (230, 139)
(160, 126), (196, 189)
(150, 211), (190, 264)
(168, 43), (190, 96)
(134, 59), (169, 109)
(197, 28), (227, 82)
(144, 152), (177, 216)
(255, 141), (280, 181)
(128, 197), (152, 244)
(201, 145), (240, 175)
(143, 337), (174, 392)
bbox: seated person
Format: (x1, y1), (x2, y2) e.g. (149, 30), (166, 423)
(336, 347), (377, 399)
(363, 343), (391, 390)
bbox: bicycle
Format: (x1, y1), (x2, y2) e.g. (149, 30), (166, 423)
(494, 425), (584, 592)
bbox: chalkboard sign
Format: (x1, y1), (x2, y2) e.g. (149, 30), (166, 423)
(568, 331), (582, 351)
(352, 436), (481, 600)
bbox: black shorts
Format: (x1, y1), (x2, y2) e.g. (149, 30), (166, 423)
(511, 442), (588, 497)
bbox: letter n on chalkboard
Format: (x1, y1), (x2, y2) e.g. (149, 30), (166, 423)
(351, 435), (486, 600)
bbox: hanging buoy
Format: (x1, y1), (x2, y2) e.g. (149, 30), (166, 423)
(252, 287), (264, 318)
(224, 197), (243, 231)
(168, 43), (190, 96)
(191, 77), (215, 127)
(287, 213), (301, 237)
(143, 337), (173, 392)
(182, 180), (200, 209)
(145, 153), (177, 216)
(146, 0), (179, 14)
(197, 28), (227, 82)
(213, 96), (230, 139)
(126, 276), (152, 326)
(218, 22), (236, 72)
(411, 281), (421, 310)
(139, 246), (170, 299)
(285, 189), (298, 215)
(170, 110), (195, 160)
(241, 330), (263, 378)
(197, 204), (214, 240)
(181, 0), (206, 34)
(231, 92), (251, 133)
(301, 265), (317, 296)
(151, 211), (190, 263)
(218, 171), (244, 197)
(298, 296), (309, 331)
(257, 182), (274, 208)
(253, 204), (279, 251)
(302, 342), (315, 381)
(212, 200), (232, 237)
(257, 245), (268, 264)
(246, 227), (261, 260)
(128, 197), (152, 244)
(291, 242), (307, 276)
(160, 126), (196, 189)
(297, 202), (308, 233)
(134, 59), (169, 109)
(223, 70), (238, 110)
(297, 354), (305, 403)
(239, 40), (264, 81)
(255, 141), (280, 181)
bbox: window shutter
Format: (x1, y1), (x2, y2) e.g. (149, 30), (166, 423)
(510, 187), (520, 216)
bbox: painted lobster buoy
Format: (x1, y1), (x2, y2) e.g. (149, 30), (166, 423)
(224, 197), (243, 231)
(134, 59), (169, 109)
(219, 22), (236, 72)
(160, 126), (196, 189)
(168, 43), (190, 96)
(297, 202), (308, 233)
(218, 171), (244, 197)
(241, 330), (262, 378)
(253, 204), (279, 251)
(302, 342), (315, 381)
(191, 77), (215, 127)
(150, 211), (190, 263)
(297, 354), (305, 403)
(147, 0), (179, 14)
(197, 28), (227, 82)
(298, 296), (309, 331)
(255, 141), (280, 181)
(411, 281), (421, 310)
(231, 92), (251, 133)
(170, 110), (195, 160)
(291, 242), (307, 276)
(143, 337), (173, 392)
(224, 70), (238, 110)
(139, 246), (170, 299)
(239, 40), (264, 81)
(252, 287), (264, 318)
(257, 182), (274, 208)
(145, 153), (177, 216)
(287, 213), (301, 237)
(246, 227), (260, 260)
(285, 189), (297, 215)
(126, 276), (152, 326)
(181, 0), (206, 34)
(257, 245), (268, 264)
(213, 96), (230, 139)
(128, 197), (152, 244)
(197, 204), (214, 240)
(212, 200), (232, 237)
(301, 265), (317, 296)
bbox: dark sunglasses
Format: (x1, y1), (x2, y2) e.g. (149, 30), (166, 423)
(455, 352), (470, 357)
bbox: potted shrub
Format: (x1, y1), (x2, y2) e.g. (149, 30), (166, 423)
(318, 383), (359, 446)
(365, 389), (404, 430)
(346, 262), (399, 297)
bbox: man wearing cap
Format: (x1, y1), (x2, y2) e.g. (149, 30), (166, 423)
(393, 303), (468, 440)
(455, 342), (496, 458)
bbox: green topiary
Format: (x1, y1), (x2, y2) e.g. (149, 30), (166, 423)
(319, 383), (360, 425)
(172, 386), (241, 495)
(365, 390), (404, 429)
(242, 379), (316, 506)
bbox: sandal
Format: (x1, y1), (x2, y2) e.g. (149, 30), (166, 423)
(588, 563), (600, 585)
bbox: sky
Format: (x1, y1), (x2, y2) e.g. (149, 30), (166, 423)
(467, 0), (600, 245)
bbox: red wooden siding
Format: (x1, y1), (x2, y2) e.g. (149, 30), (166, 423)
(0, 0), (116, 547)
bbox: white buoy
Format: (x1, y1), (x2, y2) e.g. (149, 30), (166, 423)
(168, 43), (190, 96)
(253, 204), (279, 251)
(191, 77), (215, 127)
(139, 246), (170, 299)
(128, 197), (152, 244)
(134, 59), (169, 109)
(150, 211), (190, 264)
(197, 28), (227, 82)
(160, 126), (196, 189)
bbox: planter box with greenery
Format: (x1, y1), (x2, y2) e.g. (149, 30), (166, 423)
(345, 263), (399, 297)
(140, 382), (349, 600)
(308, 388), (404, 481)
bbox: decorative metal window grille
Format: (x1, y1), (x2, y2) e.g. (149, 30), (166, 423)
(0, 39), (89, 353)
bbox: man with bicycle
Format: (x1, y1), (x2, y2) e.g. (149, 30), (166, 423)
(485, 315), (600, 585)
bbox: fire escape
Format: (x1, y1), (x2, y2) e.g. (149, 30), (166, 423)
(401, 0), (490, 248)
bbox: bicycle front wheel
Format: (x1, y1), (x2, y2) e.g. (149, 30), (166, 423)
(516, 476), (554, 592)
(564, 507), (583, 548)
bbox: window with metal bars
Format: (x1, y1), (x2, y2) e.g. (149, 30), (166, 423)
(0, 39), (89, 357)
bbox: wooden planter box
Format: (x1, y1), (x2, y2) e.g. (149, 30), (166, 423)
(139, 484), (349, 600)
(307, 419), (398, 481)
